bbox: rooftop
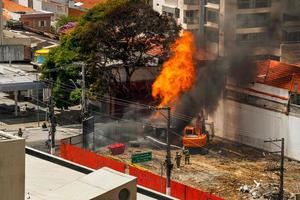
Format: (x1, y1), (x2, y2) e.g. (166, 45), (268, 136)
(0, 64), (45, 92)
(3, 0), (33, 12)
(25, 154), (85, 199)
(256, 60), (300, 93)
(0, 131), (23, 141)
(25, 148), (162, 200)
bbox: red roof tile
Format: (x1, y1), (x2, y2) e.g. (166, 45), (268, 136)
(3, 0), (33, 12)
(256, 60), (300, 92)
(3, 9), (12, 21)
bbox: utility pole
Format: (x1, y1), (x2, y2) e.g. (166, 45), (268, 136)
(153, 106), (173, 196)
(81, 62), (88, 149)
(264, 138), (285, 200)
(48, 80), (56, 155)
(0, 0), (3, 45)
(81, 63), (87, 118)
(74, 62), (90, 149)
(36, 74), (40, 127)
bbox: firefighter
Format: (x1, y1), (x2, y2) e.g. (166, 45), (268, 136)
(175, 152), (182, 168)
(17, 128), (23, 137)
(42, 122), (47, 129)
(183, 148), (190, 165)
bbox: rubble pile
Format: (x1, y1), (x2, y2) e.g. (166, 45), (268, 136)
(238, 181), (297, 200)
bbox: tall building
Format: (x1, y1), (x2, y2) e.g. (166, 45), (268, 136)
(153, 0), (300, 63)
(202, 0), (300, 62)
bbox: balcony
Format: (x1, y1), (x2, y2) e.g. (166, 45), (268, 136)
(183, 0), (199, 5)
(207, 0), (219, 4)
(184, 17), (199, 24)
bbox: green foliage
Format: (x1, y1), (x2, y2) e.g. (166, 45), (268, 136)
(55, 15), (79, 30)
(42, 0), (181, 108)
(70, 88), (81, 104)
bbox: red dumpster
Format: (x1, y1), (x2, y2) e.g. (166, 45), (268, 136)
(108, 143), (125, 155)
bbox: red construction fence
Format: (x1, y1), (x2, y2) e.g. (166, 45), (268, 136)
(60, 142), (223, 200)
(60, 142), (126, 173)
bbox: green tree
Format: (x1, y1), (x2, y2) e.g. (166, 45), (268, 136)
(42, 0), (180, 108)
(54, 15), (79, 30)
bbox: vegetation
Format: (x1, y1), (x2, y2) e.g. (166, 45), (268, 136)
(54, 15), (79, 30)
(42, 0), (181, 108)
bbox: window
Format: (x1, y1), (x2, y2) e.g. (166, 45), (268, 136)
(206, 29), (219, 43)
(237, 13), (270, 28)
(236, 32), (268, 44)
(184, 10), (199, 24)
(255, 0), (271, 8)
(283, 14), (300, 22)
(39, 20), (46, 27)
(237, 0), (271, 9)
(284, 31), (300, 42)
(207, 10), (219, 24)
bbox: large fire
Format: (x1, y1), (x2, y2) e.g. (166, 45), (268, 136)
(152, 31), (196, 107)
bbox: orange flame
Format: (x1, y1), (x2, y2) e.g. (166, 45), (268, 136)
(152, 31), (196, 107)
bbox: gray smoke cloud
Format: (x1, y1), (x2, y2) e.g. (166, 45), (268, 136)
(172, 48), (257, 131)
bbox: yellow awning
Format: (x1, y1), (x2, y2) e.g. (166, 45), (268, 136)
(35, 49), (50, 55)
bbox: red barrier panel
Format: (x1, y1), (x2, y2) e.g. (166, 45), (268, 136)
(171, 181), (186, 200)
(129, 166), (166, 194)
(186, 185), (223, 200)
(60, 143), (125, 173)
(60, 143), (223, 200)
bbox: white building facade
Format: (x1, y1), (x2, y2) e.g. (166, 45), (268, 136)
(153, 0), (201, 31)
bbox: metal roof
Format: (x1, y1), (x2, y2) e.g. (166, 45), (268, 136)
(0, 64), (46, 91)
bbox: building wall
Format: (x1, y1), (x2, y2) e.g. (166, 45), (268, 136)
(0, 135), (25, 200)
(94, 180), (137, 200)
(20, 15), (52, 31)
(42, 1), (68, 19)
(203, 0), (292, 58)
(152, 0), (200, 31)
(210, 98), (300, 161)
(0, 45), (31, 61)
(153, 0), (164, 13)
(33, 0), (42, 11)
(17, 0), (29, 7)
(68, 7), (85, 17)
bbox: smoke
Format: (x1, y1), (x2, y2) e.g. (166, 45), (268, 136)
(173, 48), (257, 131)
(170, 1), (300, 131)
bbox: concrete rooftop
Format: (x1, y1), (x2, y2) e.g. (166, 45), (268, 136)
(25, 153), (157, 200)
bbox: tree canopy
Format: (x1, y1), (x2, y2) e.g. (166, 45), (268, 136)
(42, 0), (181, 108)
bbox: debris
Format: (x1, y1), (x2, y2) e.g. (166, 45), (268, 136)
(129, 141), (140, 148)
(239, 185), (250, 193)
(239, 182), (296, 200)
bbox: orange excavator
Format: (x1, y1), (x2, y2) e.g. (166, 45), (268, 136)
(182, 111), (209, 150)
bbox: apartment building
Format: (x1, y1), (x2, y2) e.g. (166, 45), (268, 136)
(153, 0), (201, 31)
(202, 0), (300, 62)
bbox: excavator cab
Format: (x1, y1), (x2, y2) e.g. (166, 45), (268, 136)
(182, 126), (207, 148)
(182, 111), (208, 149)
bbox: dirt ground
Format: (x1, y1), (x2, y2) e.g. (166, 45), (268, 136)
(98, 138), (300, 200)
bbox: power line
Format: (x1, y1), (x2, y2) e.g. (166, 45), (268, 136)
(43, 79), (194, 122)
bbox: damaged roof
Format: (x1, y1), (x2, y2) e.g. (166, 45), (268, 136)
(256, 60), (300, 93)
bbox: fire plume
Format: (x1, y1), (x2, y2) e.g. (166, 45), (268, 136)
(152, 31), (196, 107)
